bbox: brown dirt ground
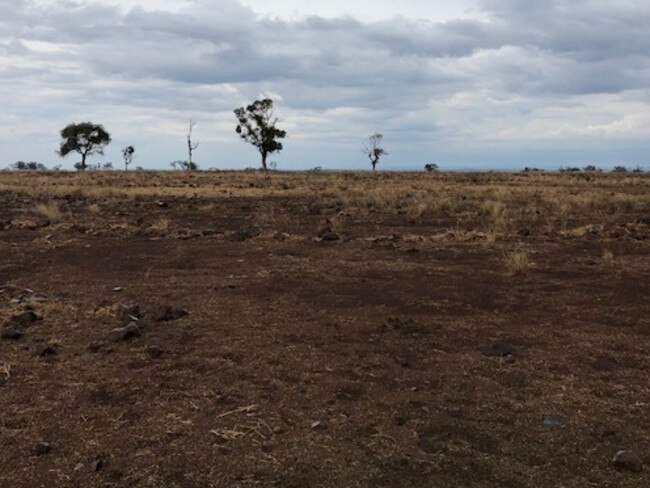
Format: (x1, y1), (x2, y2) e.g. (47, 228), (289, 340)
(0, 171), (649, 487)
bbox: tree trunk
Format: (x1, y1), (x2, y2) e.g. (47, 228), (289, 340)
(261, 152), (268, 171)
(372, 159), (377, 171)
(81, 152), (87, 171)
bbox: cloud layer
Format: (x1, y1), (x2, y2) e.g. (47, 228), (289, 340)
(1, 0), (649, 169)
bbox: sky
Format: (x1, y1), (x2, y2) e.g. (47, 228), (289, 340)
(1, 0), (649, 171)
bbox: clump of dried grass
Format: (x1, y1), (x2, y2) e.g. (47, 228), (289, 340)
(34, 202), (63, 221)
(505, 247), (532, 275)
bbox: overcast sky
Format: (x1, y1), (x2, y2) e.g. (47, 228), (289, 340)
(1, 0), (649, 170)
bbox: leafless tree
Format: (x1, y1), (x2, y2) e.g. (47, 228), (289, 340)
(187, 120), (199, 171)
(364, 133), (387, 171)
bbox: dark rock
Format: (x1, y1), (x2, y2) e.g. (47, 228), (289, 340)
(612, 450), (643, 473)
(9, 310), (40, 328)
(156, 201), (169, 208)
(1, 327), (22, 340)
(37, 345), (57, 357)
(87, 341), (106, 353)
(124, 323), (142, 338)
(517, 226), (531, 237)
(152, 305), (188, 322)
(234, 226), (261, 241)
(483, 341), (515, 358)
(34, 442), (51, 456)
(119, 302), (141, 325)
(148, 345), (164, 358)
(321, 231), (340, 242)
(542, 415), (569, 429)
(90, 456), (104, 472)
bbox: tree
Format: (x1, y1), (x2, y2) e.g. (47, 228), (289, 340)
(424, 163), (439, 172)
(612, 166), (629, 173)
(12, 161), (47, 170)
(234, 99), (286, 171)
(170, 160), (198, 171)
(364, 133), (387, 171)
(58, 122), (111, 171)
(122, 145), (135, 171)
(187, 120), (199, 171)
(583, 165), (602, 172)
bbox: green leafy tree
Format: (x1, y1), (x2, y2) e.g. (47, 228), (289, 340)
(58, 122), (111, 171)
(364, 133), (387, 171)
(234, 99), (286, 171)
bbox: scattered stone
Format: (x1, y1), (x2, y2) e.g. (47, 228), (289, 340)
(147, 345), (164, 358)
(152, 305), (188, 322)
(106, 327), (129, 342)
(9, 310), (40, 328)
(321, 231), (340, 242)
(272, 425), (286, 435)
(1, 327), (22, 340)
(542, 415), (569, 429)
(311, 420), (328, 431)
(156, 201), (169, 208)
(90, 456), (104, 472)
(124, 323), (142, 338)
(34, 442), (51, 456)
(234, 226), (261, 241)
(612, 450), (643, 473)
(112, 287), (123, 292)
(483, 341), (515, 358)
(87, 341), (106, 353)
(37, 344), (57, 357)
(119, 302), (141, 325)
(517, 226), (531, 237)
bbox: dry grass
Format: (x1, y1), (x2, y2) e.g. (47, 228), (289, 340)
(505, 247), (532, 275)
(601, 250), (616, 266)
(34, 202), (63, 221)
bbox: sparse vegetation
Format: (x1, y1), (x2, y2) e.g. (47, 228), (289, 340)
(58, 122), (111, 171)
(364, 133), (387, 171)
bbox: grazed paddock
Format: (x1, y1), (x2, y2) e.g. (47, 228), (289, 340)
(0, 171), (648, 487)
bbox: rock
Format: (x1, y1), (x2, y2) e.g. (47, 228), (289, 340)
(112, 287), (123, 292)
(311, 420), (328, 431)
(234, 226), (261, 241)
(87, 341), (106, 353)
(272, 425), (286, 435)
(483, 341), (515, 358)
(124, 323), (142, 338)
(542, 415), (569, 429)
(119, 302), (141, 325)
(106, 327), (129, 342)
(152, 306), (188, 322)
(34, 442), (51, 456)
(147, 345), (164, 358)
(90, 456), (104, 472)
(1, 327), (22, 340)
(517, 226), (531, 237)
(37, 344), (57, 357)
(612, 450), (643, 473)
(157, 201), (169, 208)
(321, 231), (340, 242)
(9, 310), (40, 328)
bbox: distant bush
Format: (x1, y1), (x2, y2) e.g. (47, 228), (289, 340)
(612, 166), (629, 173)
(424, 163), (439, 172)
(582, 165), (603, 172)
(559, 166), (581, 172)
(12, 161), (47, 170)
(522, 167), (544, 173)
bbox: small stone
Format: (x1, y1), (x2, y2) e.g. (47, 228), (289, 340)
(542, 415), (569, 429)
(124, 323), (142, 338)
(321, 231), (340, 242)
(90, 456), (104, 472)
(106, 327), (129, 342)
(483, 341), (515, 358)
(612, 450), (643, 473)
(10, 310), (40, 328)
(112, 287), (123, 292)
(37, 345), (57, 357)
(119, 302), (141, 325)
(517, 226), (531, 237)
(148, 345), (164, 358)
(1, 327), (22, 340)
(152, 306), (188, 322)
(87, 341), (106, 353)
(157, 201), (169, 208)
(272, 425), (286, 434)
(311, 420), (328, 431)
(34, 442), (51, 456)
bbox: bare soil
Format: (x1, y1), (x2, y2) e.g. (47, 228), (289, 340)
(0, 171), (648, 487)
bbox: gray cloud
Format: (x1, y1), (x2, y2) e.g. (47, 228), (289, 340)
(0, 0), (649, 169)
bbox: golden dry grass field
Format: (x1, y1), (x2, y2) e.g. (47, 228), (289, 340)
(0, 170), (649, 487)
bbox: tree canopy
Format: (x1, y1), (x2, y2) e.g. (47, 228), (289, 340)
(58, 122), (111, 171)
(234, 99), (286, 171)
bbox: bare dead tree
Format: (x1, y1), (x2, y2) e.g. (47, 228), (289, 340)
(364, 133), (387, 171)
(187, 120), (199, 171)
